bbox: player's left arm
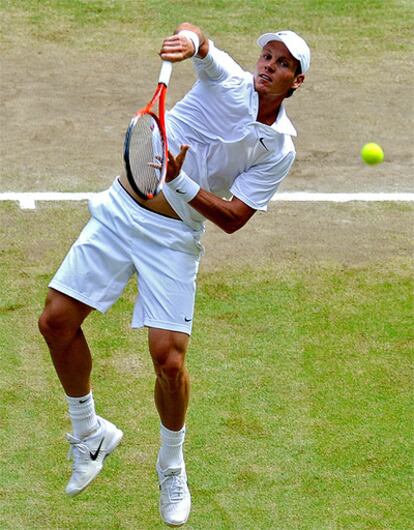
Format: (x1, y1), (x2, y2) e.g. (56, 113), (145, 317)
(166, 147), (256, 234)
(189, 191), (256, 234)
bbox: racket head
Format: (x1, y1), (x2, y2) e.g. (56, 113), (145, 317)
(123, 110), (168, 200)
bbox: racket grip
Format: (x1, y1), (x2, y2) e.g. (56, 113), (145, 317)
(159, 61), (172, 86)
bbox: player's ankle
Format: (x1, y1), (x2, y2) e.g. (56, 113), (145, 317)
(158, 423), (186, 469)
(66, 391), (99, 439)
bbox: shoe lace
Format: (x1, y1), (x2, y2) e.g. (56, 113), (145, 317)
(66, 433), (90, 470)
(160, 469), (186, 502)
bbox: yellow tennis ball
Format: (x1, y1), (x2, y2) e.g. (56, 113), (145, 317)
(361, 143), (384, 165)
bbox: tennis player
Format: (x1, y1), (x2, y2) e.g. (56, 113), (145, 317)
(38, 22), (310, 527)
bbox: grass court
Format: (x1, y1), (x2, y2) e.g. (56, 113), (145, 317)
(1, 1), (413, 528)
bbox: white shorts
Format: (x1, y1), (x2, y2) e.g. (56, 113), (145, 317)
(49, 179), (204, 334)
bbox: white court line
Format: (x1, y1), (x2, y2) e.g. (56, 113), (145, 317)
(273, 192), (414, 203)
(0, 192), (96, 209)
(0, 191), (414, 209)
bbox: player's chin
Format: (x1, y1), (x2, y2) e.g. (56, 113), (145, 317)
(254, 77), (275, 95)
(255, 84), (276, 98)
(254, 79), (269, 95)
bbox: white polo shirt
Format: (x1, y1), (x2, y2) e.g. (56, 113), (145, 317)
(163, 40), (297, 230)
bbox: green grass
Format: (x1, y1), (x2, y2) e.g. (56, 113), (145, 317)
(1, 0), (413, 55)
(0, 202), (413, 529)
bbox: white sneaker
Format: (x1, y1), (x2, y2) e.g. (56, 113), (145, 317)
(65, 416), (123, 497)
(157, 460), (191, 527)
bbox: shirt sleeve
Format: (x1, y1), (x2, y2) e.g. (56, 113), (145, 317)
(230, 151), (296, 211)
(192, 40), (245, 82)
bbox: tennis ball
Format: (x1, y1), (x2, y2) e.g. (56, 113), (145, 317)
(360, 143), (384, 165)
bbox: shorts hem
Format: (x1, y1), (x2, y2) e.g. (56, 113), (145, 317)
(132, 318), (192, 335)
(48, 280), (107, 313)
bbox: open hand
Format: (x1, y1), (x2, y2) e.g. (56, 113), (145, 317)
(166, 145), (189, 182)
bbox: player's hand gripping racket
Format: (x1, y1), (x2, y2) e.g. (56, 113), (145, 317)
(123, 61), (172, 200)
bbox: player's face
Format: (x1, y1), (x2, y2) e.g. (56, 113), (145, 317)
(254, 41), (304, 97)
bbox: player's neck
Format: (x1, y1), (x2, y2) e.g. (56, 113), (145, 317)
(256, 94), (283, 126)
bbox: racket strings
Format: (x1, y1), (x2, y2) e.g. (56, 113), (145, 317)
(128, 113), (165, 198)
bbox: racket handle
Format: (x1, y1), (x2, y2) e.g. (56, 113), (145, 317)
(159, 61), (172, 86)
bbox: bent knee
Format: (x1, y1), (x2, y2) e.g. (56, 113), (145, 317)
(38, 290), (92, 342)
(38, 308), (77, 342)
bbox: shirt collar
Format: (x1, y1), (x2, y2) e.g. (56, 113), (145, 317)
(271, 103), (297, 137)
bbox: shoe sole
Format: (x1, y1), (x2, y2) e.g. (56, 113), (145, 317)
(66, 428), (124, 497)
(163, 518), (189, 528)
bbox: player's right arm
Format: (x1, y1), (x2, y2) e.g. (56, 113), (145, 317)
(159, 23), (243, 82)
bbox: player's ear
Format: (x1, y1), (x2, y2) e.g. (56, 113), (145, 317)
(292, 73), (305, 90)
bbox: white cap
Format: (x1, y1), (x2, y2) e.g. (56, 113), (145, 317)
(257, 30), (311, 73)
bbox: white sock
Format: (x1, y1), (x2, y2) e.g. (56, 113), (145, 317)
(66, 391), (99, 439)
(158, 423), (186, 470)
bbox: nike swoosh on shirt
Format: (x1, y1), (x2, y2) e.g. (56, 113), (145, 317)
(259, 137), (269, 151)
(90, 437), (105, 461)
(176, 189), (186, 194)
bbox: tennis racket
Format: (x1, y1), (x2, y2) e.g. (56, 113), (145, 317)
(123, 61), (172, 200)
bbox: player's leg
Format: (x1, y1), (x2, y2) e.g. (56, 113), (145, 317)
(125, 185), (203, 526)
(38, 183), (139, 496)
(38, 288), (124, 496)
(148, 328), (191, 526)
